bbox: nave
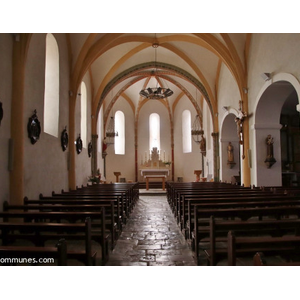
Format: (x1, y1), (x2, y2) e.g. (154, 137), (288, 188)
(106, 192), (196, 266)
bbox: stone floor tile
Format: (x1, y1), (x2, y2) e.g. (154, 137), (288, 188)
(105, 193), (197, 266)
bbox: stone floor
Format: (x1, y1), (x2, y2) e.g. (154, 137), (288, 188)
(105, 191), (197, 266)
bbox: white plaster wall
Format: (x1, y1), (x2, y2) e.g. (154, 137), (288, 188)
(202, 99), (214, 179)
(174, 96), (202, 182)
(105, 98), (135, 183)
(217, 63), (242, 182)
(75, 74), (92, 188)
(136, 100), (172, 182)
(220, 113), (240, 183)
(0, 34), (13, 208)
(97, 106), (104, 179)
(24, 34), (70, 198)
(247, 34), (300, 185)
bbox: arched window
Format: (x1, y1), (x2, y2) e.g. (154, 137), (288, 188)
(44, 33), (59, 137)
(182, 110), (192, 153)
(149, 113), (160, 151)
(80, 81), (87, 148)
(115, 110), (125, 155)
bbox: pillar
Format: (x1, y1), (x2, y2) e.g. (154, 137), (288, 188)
(211, 132), (219, 182)
(9, 34), (30, 205)
(68, 95), (76, 190)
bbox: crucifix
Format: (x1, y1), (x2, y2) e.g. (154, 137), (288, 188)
(234, 100), (248, 159)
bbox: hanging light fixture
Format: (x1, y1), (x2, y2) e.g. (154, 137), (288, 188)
(191, 114), (206, 157)
(191, 115), (204, 144)
(105, 116), (118, 145)
(139, 42), (173, 100)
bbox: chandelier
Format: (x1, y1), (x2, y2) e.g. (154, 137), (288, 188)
(139, 86), (173, 100)
(106, 116), (118, 144)
(191, 115), (203, 144)
(139, 42), (173, 100)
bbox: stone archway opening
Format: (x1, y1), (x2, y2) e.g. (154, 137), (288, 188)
(254, 80), (299, 187)
(220, 113), (240, 184)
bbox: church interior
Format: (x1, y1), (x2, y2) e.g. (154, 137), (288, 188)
(1, 13), (300, 298)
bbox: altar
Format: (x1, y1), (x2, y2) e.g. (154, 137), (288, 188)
(139, 147), (171, 183)
(140, 169), (169, 177)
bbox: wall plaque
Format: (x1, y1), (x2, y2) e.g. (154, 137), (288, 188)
(27, 110), (41, 144)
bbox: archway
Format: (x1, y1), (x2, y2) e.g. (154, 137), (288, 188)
(254, 79), (299, 187)
(220, 112), (240, 183)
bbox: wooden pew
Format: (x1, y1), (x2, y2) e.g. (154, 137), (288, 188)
(185, 195), (300, 242)
(228, 230), (300, 266)
(181, 193), (296, 233)
(42, 193), (129, 221)
(0, 218), (98, 265)
(193, 205), (300, 264)
(201, 216), (300, 266)
(0, 239), (67, 266)
(9, 200), (120, 249)
(0, 211), (109, 265)
(253, 252), (300, 266)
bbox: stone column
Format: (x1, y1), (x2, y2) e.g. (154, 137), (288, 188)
(9, 34), (30, 205)
(211, 132), (219, 182)
(68, 95), (76, 191)
(242, 118), (251, 187)
(92, 134), (98, 175)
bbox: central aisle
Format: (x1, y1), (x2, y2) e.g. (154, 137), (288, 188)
(106, 193), (196, 266)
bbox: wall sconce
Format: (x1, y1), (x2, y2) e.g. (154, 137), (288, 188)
(243, 87), (248, 94)
(222, 106), (229, 112)
(261, 73), (271, 81)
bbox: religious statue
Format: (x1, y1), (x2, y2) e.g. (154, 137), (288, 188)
(227, 142), (236, 168)
(200, 135), (206, 156)
(235, 100), (248, 159)
(227, 142), (234, 163)
(235, 101), (247, 145)
(264, 134), (276, 168)
(102, 137), (107, 153)
(266, 135), (274, 158)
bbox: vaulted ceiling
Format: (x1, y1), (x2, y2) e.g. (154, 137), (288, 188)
(68, 33), (250, 129)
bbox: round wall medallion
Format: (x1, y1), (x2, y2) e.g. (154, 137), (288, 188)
(27, 110), (41, 145)
(0, 102), (3, 126)
(61, 127), (69, 151)
(76, 135), (83, 154)
(88, 141), (92, 157)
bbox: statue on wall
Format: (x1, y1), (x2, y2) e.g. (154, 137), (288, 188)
(200, 135), (206, 156)
(264, 134), (276, 168)
(266, 135), (274, 158)
(227, 142), (234, 162)
(227, 142), (236, 168)
(102, 137), (107, 153)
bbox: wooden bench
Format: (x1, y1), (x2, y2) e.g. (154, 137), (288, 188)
(253, 252), (300, 266)
(193, 205), (300, 264)
(144, 175), (166, 190)
(199, 216), (300, 266)
(0, 211), (109, 265)
(0, 239), (67, 266)
(180, 192), (293, 232)
(0, 217), (99, 265)
(185, 195), (300, 241)
(18, 199), (120, 248)
(228, 230), (300, 266)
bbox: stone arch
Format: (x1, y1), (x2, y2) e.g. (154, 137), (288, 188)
(253, 73), (300, 187)
(220, 111), (240, 183)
